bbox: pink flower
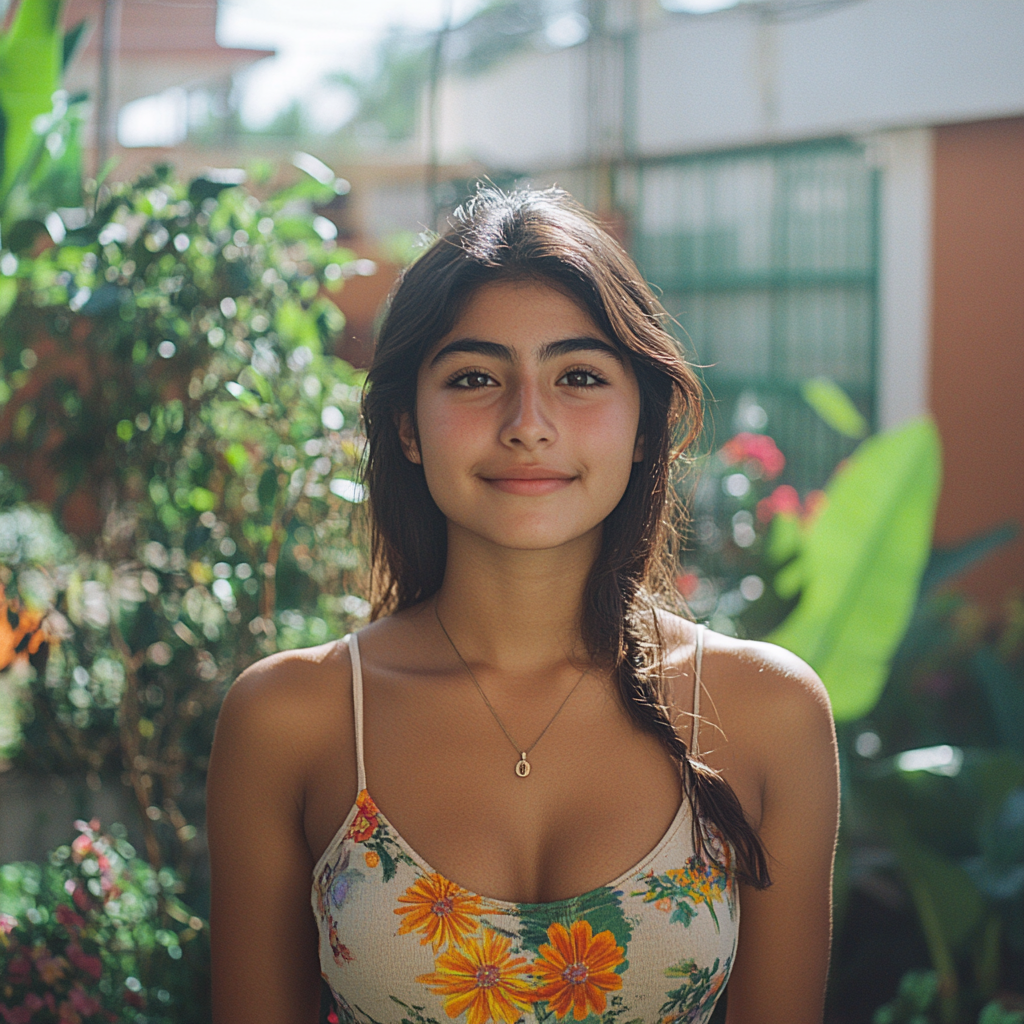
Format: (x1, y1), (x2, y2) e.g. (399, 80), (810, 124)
(0, 912), (17, 935)
(757, 484), (801, 522)
(675, 573), (699, 599)
(756, 485), (827, 524)
(720, 433), (785, 480)
(71, 834), (93, 863)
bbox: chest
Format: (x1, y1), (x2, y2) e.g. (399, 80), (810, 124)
(302, 661), (762, 907)
(312, 799), (739, 1024)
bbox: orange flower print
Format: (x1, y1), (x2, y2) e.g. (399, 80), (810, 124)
(365, 850), (380, 868)
(416, 929), (535, 1024)
(396, 873), (485, 951)
(665, 864), (723, 907)
(344, 790), (379, 843)
(533, 920), (625, 1020)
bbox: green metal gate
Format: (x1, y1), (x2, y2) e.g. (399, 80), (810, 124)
(632, 140), (879, 492)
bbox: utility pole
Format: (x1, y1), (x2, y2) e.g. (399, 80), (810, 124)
(426, 0), (453, 230)
(95, 0), (121, 179)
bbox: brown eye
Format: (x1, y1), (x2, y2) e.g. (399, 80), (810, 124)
(450, 371), (495, 388)
(559, 369), (603, 388)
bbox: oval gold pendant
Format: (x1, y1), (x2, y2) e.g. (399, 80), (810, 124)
(515, 755), (531, 778)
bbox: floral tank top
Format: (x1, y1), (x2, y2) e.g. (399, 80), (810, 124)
(312, 628), (739, 1024)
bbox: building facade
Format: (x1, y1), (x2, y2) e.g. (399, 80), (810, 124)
(425, 0), (1024, 606)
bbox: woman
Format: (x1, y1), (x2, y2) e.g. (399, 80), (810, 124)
(207, 188), (839, 1024)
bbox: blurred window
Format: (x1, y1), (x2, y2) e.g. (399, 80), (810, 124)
(634, 140), (878, 490)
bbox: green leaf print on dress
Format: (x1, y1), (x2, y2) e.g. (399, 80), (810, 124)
(659, 957), (731, 1024)
(632, 850), (732, 931)
(347, 790), (417, 883)
(517, 886), (633, 959)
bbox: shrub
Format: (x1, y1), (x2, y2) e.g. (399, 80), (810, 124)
(0, 162), (372, 874)
(0, 819), (208, 1023)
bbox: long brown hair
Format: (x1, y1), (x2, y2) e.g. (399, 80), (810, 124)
(361, 188), (770, 888)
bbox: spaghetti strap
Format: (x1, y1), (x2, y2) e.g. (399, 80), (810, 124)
(692, 624), (704, 757)
(347, 632), (367, 792)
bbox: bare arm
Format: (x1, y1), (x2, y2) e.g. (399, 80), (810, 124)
(723, 645), (840, 1024)
(206, 645), (352, 1024)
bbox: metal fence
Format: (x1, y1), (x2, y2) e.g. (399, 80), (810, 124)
(632, 140), (879, 492)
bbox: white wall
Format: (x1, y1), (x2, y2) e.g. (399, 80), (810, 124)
(439, 45), (587, 168)
(868, 127), (934, 429)
(439, 0), (1024, 169)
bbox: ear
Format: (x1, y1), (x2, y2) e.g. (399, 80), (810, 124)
(633, 433), (644, 463)
(398, 411), (422, 464)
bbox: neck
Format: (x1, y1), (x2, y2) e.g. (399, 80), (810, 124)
(432, 522), (601, 673)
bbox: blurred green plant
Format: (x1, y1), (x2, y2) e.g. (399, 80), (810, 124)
(0, 818), (207, 1023)
(681, 382), (1021, 1020)
(0, 0), (89, 246)
(0, 163), (371, 875)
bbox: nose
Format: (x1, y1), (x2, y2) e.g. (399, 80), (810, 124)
(499, 380), (556, 451)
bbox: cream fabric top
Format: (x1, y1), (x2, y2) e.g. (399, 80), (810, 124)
(312, 626), (739, 1024)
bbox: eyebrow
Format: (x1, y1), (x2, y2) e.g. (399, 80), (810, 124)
(429, 336), (624, 367)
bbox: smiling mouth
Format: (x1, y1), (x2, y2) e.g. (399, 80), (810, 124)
(481, 473), (576, 496)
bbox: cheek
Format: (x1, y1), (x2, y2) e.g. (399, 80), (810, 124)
(416, 395), (486, 455)
(575, 397), (641, 468)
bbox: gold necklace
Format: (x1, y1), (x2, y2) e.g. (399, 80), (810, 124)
(434, 603), (588, 778)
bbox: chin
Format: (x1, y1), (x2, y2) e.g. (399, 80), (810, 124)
(456, 514), (605, 553)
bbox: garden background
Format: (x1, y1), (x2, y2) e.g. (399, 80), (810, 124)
(0, 1), (1021, 1022)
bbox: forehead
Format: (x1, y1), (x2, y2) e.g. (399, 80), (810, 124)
(431, 279), (613, 354)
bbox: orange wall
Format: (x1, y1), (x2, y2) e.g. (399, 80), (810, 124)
(930, 117), (1024, 607)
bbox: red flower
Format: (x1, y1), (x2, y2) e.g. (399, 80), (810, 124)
(7, 954), (32, 985)
(68, 985), (101, 1017)
(70, 883), (93, 914)
(67, 942), (103, 981)
(70, 834), (93, 863)
(756, 485), (827, 524)
(57, 904), (86, 933)
(0, 1004), (32, 1024)
(720, 433), (785, 480)
(344, 790), (379, 843)
(804, 490), (827, 522)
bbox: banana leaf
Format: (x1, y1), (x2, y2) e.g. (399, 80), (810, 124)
(768, 418), (941, 721)
(0, 0), (66, 201)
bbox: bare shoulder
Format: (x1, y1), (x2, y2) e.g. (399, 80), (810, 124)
(659, 612), (830, 727)
(657, 612), (835, 799)
(221, 638), (352, 719)
(212, 638), (355, 789)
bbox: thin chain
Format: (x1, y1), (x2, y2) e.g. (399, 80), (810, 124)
(434, 602), (588, 759)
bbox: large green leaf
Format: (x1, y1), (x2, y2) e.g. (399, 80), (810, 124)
(768, 418), (941, 720)
(0, 0), (65, 200)
(801, 377), (868, 439)
(886, 813), (985, 954)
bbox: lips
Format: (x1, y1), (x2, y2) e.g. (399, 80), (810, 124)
(480, 468), (576, 496)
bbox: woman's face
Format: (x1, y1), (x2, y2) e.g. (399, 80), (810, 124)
(402, 278), (642, 553)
